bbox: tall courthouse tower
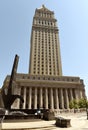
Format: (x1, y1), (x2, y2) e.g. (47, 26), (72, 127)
(29, 5), (62, 76)
(1, 5), (86, 113)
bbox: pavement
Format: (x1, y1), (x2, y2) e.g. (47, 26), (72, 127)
(1, 112), (88, 130)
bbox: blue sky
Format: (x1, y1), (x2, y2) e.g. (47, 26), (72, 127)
(0, 0), (88, 97)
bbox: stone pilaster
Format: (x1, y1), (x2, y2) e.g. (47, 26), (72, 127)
(23, 87), (26, 109)
(50, 88), (54, 109)
(45, 88), (48, 109)
(60, 88), (64, 109)
(55, 88), (59, 109)
(39, 88), (43, 108)
(17, 87), (21, 109)
(79, 90), (83, 99)
(28, 87), (32, 109)
(64, 89), (69, 109)
(74, 89), (78, 100)
(34, 88), (37, 109)
(70, 89), (73, 101)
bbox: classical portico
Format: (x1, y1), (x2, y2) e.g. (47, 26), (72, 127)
(18, 87), (84, 110)
(5, 74), (85, 111)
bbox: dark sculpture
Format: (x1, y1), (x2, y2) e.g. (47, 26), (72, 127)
(1, 54), (24, 110)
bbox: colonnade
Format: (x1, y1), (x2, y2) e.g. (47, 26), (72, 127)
(16, 87), (83, 110)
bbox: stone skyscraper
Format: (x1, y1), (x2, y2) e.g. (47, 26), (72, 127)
(29, 5), (62, 76)
(1, 5), (86, 113)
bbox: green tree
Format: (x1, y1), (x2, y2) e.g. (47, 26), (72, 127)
(69, 99), (79, 109)
(78, 98), (87, 108)
(69, 98), (88, 109)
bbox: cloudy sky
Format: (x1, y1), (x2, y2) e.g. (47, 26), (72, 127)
(0, 0), (88, 97)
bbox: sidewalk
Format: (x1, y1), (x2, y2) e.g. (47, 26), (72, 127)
(1, 112), (88, 130)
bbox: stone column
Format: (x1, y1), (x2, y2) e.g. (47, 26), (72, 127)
(45, 88), (48, 109)
(79, 90), (83, 99)
(59, 88), (64, 109)
(39, 88), (43, 108)
(82, 89), (86, 98)
(74, 89), (78, 100)
(17, 87), (21, 109)
(64, 89), (69, 109)
(28, 87), (32, 109)
(55, 88), (59, 109)
(23, 87), (26, 109)
(70, 89), (73, 101)
(34, 88), (37, 109)
(50, 88), (54, 109)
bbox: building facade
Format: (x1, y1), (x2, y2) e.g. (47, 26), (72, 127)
(29, 5), (62, 76)
(1, 5), (86, 112)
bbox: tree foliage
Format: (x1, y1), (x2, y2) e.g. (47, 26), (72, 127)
(69, 98), (88, 109)
(78, 98), (86, 108)
(69, 99), (79, 109)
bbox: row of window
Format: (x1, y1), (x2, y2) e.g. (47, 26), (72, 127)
(34, 39), (57, 42)
(33, 56), (57, 61)
(34, 46), (58, 51)
(34, 30), (57, 34)
(33, 55), (58, 61)
(34, 41), (57, 46)
(36, 12), (53, 18)
(34, 32), (57, 37)
(33, 51), (58, 58)
(34, 38), (57, 42)
(33, 60), (59, 69)
(33, 41), (58, 47)
(34, 19), (56, 27)
(34, 34), (57, 37)
(33, 71), (55, 75)
(33, 69), (56, 73)
(21, 75), (79, 82)
(33, 28), (58, 33)
(33, 64), (58, 71)
(33, 60), (58, 65)
(34, 47), (58, 52)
